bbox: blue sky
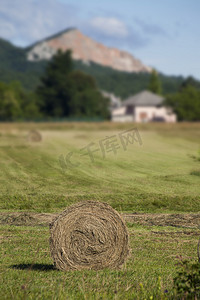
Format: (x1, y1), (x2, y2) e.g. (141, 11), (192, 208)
(0, 0), (200, 79)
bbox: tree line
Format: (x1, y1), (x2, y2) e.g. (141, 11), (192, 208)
(145, 70), (200, 121)
(0, 49), (200, 121)
(0, 50), (110, 121)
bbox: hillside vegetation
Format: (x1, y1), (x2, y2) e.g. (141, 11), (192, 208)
(0, 37), (184, 97)
(0, 38), (46, 90)
(1, 38), (200, 121)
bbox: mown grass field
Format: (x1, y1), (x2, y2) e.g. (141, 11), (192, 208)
(0, 122), (200, 299)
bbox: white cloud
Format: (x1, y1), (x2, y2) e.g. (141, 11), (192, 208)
(0, 0), (150, 51)
(83, 16), (149, 50)
(89, 17), (129, 38)
(0, 0), (78, 46)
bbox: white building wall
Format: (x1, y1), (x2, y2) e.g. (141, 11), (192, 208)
(135, 106), (176, 123)
(111, 105), (177, 123)
(112, 107), (126, 116)
(112, 107), (134, 122)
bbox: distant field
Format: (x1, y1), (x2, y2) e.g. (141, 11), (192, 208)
(0, 122), (199, 299)
(0, 122), (199, 212)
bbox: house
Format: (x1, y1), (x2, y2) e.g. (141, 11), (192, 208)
(112, 90), (176, 122)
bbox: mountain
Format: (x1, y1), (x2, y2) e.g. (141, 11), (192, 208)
(0, 32), (185, 96)
(26, 28), (151, 73)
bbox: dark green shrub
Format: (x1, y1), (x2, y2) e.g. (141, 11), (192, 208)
(173, 260), (200, 299)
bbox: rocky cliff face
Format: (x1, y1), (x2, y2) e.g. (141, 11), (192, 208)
(27, 28), (151, 73)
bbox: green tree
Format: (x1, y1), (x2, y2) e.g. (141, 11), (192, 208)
(37, 50), (73, 117)
(180, 76), (200, 90)
(37, 50), (110, 119)
(166, 85), (200, 121)
(9, 81), (40, 119)
(0, 82), (22, 120)
(0, 90), (21, 121)
(148, 69), (162, 94)
(0, 81), (40, 121)
(68, 70), (110, 119)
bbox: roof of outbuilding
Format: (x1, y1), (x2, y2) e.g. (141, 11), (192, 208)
(122, 90), (164, 107)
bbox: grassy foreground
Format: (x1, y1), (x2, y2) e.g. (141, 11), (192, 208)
(0, 122), (199, 299)
(0, 223), (199, 299)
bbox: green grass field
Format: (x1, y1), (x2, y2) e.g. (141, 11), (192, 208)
(0, 122), (199, 299)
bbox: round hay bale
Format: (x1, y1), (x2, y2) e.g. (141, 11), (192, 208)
(49, 201), (129, 271)
(27, 130), (42, 142)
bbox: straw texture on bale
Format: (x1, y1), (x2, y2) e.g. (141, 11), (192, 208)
(49, 201), (129, 271)
(27, 130), (42, 142)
